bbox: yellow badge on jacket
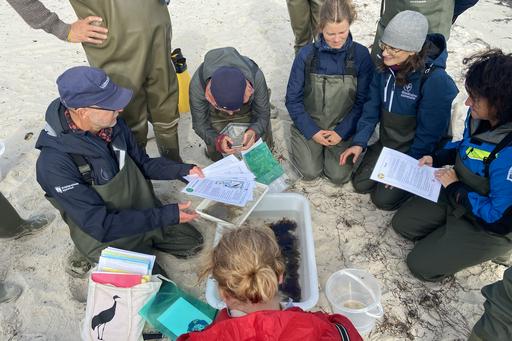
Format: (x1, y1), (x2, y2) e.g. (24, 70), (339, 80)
(465, 147), (495, 161)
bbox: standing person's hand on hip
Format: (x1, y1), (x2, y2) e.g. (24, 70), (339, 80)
(68, 17), (108, 44)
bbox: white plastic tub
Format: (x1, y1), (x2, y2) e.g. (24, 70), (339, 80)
(205, 193), (319, 311)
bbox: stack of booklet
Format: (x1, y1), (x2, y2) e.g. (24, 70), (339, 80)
(182, 155), (257, 207)
(91, 247), (155, 288)
(241, 139), (284, 185)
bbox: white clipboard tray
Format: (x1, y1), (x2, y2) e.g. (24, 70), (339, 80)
(195, 182), (269, 227)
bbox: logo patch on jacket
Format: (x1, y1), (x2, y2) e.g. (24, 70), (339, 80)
(507, 167), (512, 182)
(55, 183), (79, 193)
(400, 83), (418, 100)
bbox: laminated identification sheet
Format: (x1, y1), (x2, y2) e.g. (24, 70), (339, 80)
(182, 155), (257, 206)
(370, 147), (441, 202)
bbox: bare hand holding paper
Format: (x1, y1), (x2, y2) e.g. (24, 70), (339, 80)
(370, 147), (441, 202)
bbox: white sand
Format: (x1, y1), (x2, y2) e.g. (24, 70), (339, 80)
(0, 0), (511, 339)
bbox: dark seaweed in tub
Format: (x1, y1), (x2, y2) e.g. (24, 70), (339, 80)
(269, 218), (301, 302)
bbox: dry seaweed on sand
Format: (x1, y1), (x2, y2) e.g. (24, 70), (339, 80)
(268, 218), (301, 302)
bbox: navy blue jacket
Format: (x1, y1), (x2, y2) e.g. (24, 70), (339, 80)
(35, 99), (194, 243)
(433, 113), (512, 234)
(352, 34), (458, 159)
(454, 0), (479, 19)
(285, 34), (374, 140)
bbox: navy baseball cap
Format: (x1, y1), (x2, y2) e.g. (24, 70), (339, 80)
(210, 66), (246, 111)
(57, 66), (133, 110)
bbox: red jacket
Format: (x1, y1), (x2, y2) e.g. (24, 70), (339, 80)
(177, 307), (362, 341)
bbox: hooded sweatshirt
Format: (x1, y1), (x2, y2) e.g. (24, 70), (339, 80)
(35, 99), (193, 243)
(285, 33), (374, 140)
(189, 47), (270, 146)
(351, 34), (459, 159)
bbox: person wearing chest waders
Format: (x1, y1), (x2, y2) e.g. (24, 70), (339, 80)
(8, 0), (183, 162)
(177, 226), (363, 341)
(391, 50), (512, 282)
(369, 0), (479, 61)
(339, 11), (458, 211)
(189, 47), (273, 161)
(468, 266), (512, 341)
(285, 0), (373, 185)
(35, 66), (204, 274)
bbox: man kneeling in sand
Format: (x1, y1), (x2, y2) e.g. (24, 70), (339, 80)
(36, 66), (204, 276)
(190, 47), (274, 161)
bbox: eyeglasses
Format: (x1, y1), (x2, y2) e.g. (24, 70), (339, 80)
(212, 103), (241, 115)
(378, 41), (403, 55)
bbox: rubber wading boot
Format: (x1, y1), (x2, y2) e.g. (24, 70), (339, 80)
(492, 250), (512, 267)
(65, 248), (93, 279)
(154, 124), (182, 162)
(0, 213), (55, 240)
(15, 213), (55, 239)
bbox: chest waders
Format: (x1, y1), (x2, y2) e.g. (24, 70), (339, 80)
(0, 192), (23, 238)
(470, 267), (512, 341)
(370, 0), (455, 60)
(290, 46), (357, 184)
(69, 0), (181, 161)
(392, 133), (512, 282)
(351, 95), (417, 208)
(197, 64), (274, 161)
(285, 0), (324, 53)
(47, 156), (202, 263)
(352, 66), (442, 210)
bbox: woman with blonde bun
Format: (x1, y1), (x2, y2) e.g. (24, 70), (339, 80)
(178, 226), (362, 340)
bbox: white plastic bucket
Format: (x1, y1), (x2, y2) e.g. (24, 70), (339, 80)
(205, 193), (319, 310)
(325, 268), (384, 335)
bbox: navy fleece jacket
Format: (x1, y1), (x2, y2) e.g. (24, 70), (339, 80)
(285, 34), (374, 140)
(35, 99), (194, 243)
(351, 34), (458, 159)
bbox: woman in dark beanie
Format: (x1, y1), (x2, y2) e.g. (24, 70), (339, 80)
(339, 10), (458, 210)
(285, 0), (373, 185)
(391, 49), (512, 282)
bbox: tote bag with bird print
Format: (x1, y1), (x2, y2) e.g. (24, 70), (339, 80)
(81, 271), (162, 341)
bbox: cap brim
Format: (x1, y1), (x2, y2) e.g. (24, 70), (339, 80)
(95, 84), (133, 110)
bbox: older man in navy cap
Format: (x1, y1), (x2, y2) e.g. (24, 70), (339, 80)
(189, 47), (274, 161)
(36, 66), (204, 275)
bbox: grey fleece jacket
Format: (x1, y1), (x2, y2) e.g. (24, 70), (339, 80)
(189, 47), (270, 146)
(7, 0), (70, 41)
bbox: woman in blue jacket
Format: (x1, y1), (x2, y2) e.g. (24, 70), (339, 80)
(392, 49), (512, 282)
(340, 10), (458, 210)
(285, 0), (373, 184)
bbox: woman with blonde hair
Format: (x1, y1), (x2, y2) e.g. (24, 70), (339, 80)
(178, 226), (362, 340)
(285, 0), (373, 185)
